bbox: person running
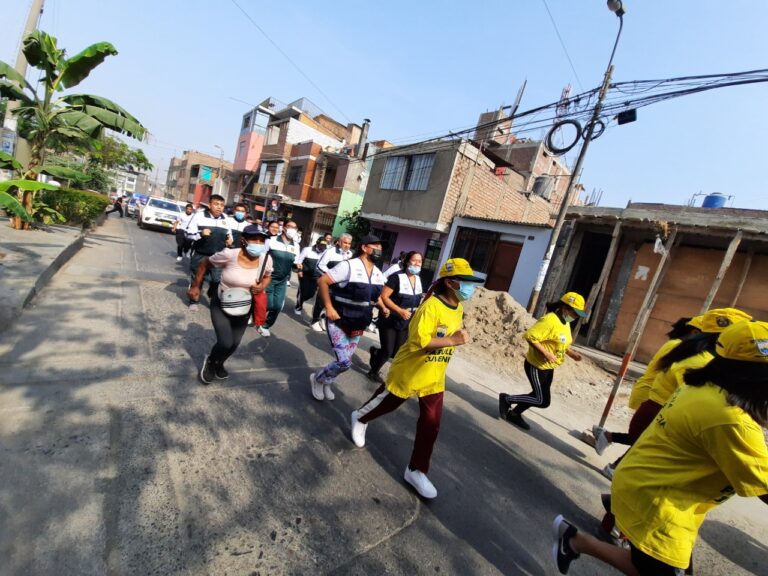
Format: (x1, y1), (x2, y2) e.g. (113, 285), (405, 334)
(310, 233), (353, 331)
(188, 225), (273, 384)
(257, 219), (300, 337)
(106, 195), (124, 218)
(498, 292), (585, 430)
(552, 319), (768, 576)
(368, 251), (424, 383)
(293, 236), (328, 316)
(186, 194), (232, 312)
(599, 307), (752, 479)
(227, 203), (249, 245)
(310, 234), (388, 401)
(592, 317), (697, 458)
(171, 203), (195, 262)
(349, 257), (483, 499)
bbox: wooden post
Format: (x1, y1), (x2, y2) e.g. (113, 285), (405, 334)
(730, 250), (753, 307)
(595, 229), (679, 430)
(700, 230), (742, 313)
(585, 221), (622, 343)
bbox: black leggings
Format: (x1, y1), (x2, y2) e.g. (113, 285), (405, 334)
(209, 293), (250, 365)
(370, 325), (408, 373)
(176, 231), (192, 257)
(508, 360), (554, 414)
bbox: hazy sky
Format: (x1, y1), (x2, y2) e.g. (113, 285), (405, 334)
(3, 0), (767, 209)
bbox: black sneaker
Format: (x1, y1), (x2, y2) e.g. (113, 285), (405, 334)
(552, 515), (580, 574)
(498, 393), (511, 418)
(506, 412), (531, 430)
(200, 355), (214, 385)
(214, 363), (229, 380)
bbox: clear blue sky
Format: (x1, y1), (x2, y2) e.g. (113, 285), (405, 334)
(3, 0), (767, 209)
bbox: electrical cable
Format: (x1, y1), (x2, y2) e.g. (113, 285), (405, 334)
(540, 0), (584, 91)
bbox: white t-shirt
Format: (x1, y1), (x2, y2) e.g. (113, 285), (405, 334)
(209, 248), (273, 291)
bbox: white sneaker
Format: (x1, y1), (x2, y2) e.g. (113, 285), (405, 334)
(323, 384), (335, 401)
(602, 463), (616, 480)
(294, 307), (302, 316)
(593, 426), (610, 456)
(189, 303), (199, 312)
(309, 373), (325, 401)
(311, 321), (324, 332)
(176, 256), (183, 262)
(404, 467), (437, 499)
(366, 323), (378, 334)
(258, 326), (271, 337)
(350, 410), (367, 447)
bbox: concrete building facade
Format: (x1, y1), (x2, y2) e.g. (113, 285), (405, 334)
(166, 151), (233, 206)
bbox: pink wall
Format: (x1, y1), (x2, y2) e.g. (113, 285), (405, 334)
(373, 224), (433, 260)
(233, 132), (265, 172)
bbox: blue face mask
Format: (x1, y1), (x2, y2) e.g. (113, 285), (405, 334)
(454, 281), (477, 302)
(234, 212), (246, 222)
(407, 265), (421, 275)
(245, 243), (266, 257)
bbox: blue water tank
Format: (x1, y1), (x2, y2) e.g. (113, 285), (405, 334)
(702, 193), (727, 208)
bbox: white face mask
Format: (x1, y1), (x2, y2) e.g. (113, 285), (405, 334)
(284, 228), (297, 240)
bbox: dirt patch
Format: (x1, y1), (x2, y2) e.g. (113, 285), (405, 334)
(459, 288), (624, 412)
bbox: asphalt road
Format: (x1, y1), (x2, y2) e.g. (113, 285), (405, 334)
(0, 216), (765, 575)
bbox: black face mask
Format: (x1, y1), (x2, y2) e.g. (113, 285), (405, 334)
(369, 248), (382, 262)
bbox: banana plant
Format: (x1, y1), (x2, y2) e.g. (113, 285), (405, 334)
(0, 30), (146, 229)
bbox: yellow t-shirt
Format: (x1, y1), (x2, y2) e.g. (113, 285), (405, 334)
(648, 350), (713, 405)
(524, 312), (572, 370)
(628, 339), (681, 410)
(613, 383), (768, 568)
(386, 295), (463, 398)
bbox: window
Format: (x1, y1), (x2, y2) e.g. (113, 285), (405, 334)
(405, 153), (435, 190)
(266, 125), (280, 145)
(420, 238), (443, 285)
(238, 141), (246, 158)
(241, 113), (252, 131)
(287, 165), (303, 185)
(380, 153), (435, 191)
(451, 227), (499, 274)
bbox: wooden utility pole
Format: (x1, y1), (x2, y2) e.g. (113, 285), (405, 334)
(700, 230), (742, 313)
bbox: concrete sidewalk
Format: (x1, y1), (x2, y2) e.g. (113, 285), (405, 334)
(0, 215), (102, 334)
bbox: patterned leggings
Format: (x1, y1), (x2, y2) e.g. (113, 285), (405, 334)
(314, 321), (361, 384)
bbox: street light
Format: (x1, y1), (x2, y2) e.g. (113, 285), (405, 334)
(527, 2), (626, 313)
(213, 144), (225, 198)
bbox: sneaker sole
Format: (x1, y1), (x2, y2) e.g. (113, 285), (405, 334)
(200, 355), (213, 385)
(309, 374), (324, 401)
(404, 474), (437, 499)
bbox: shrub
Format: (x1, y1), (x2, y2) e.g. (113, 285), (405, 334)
(38, 188), (110, 227)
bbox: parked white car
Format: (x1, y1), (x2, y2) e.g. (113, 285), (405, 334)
(137, 197), (183, 232)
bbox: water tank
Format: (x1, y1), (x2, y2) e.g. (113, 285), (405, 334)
(702, 193), (727, 208)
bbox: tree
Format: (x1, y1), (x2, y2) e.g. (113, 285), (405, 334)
(338, 208), (371, 243)
(0, 30), (146, 229)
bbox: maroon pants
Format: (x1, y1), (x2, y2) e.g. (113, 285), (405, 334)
(357, 385), (444, 473)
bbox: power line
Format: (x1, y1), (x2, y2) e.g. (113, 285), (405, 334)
(228, 0), (352, 124)
(540, 0), (584, 92)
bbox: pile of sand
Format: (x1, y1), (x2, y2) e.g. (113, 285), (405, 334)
(460, 288), (619, 408)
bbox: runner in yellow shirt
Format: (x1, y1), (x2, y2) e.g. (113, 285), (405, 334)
(498, 292), (585, 430)
(552, 320), (768, 575)
(348, 258), (483, 499)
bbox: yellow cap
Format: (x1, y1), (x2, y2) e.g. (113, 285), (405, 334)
(438, 258), (483, 282)
(716, 321), (768, 363)
(560, 292), (586, 317)
(693, 308), (753, 333)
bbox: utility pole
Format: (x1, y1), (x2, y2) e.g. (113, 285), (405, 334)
(2, 0), (45, 167)
(528, 2), (625, 313)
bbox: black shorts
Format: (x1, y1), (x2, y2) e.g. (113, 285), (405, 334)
(630, 542), (692, 576)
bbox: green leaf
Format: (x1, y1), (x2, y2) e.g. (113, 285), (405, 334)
(0, 60), (32, 91)
(22, 31), (63, 77)
(62, 94), (143, 125)
(81, 105), (146, 140)
(0, 190), (32, 221)
(53, 109), (103, 137)
(0, 79), (33, 104)
(35, 165), (88, 182)
(0, 151), (24, 172)
(61, 42), (118, 89)
(0, 179), (60, 193)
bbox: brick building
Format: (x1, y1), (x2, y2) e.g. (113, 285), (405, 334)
(360, 135), (572, 303)
(166, 150), (233, 206)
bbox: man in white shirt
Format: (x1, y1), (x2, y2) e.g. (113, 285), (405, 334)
(186, 194), (232, 312)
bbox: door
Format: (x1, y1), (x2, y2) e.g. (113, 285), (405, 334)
(485, 242), (522, 291)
